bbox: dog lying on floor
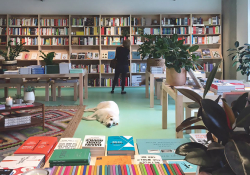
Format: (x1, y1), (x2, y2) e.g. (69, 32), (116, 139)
(82, 101), (119, 128)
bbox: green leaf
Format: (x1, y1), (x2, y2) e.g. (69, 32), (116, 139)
(203, 62), (221, 98)
(235, 41), (239, 47)
(176, 88), (202, 105)
(179, 125), (207, 131)
(232, 55), (237, 61)
(225, 140), (250, 175)
(238, 46), (245, 50)
(189, 45), (199, 52)
(222, 99), (236, 127)
(175, 142), (207, 156)
(176, 117), (202, 132)
(236, 106), (250, 127)
(232, 92), (248, 117)
(207, 142), (224, 151)
(232, 61), (239, 67)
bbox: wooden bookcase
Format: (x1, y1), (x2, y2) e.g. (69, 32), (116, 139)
(0, 14), (223, 87)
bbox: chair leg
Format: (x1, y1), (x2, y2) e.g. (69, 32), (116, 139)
(4, 87), (8, 98)
(52, 84), (56, 101)
(74, 83), (77, 101)
(45, 84), (49, 101)
(185, 103), (192, 134)
(58, 86), (61, 97)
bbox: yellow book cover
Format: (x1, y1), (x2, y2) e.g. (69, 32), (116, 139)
(95, 156), (132, 165)
(76, 31), (84, 35)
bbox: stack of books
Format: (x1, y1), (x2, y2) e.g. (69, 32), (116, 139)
(70, 68), (85, 73)
(0, 155), (45, 173)
(82, 135), (106, 156)
(31, 67), (45, 74)
(210, 83), (236, 95)
(4, 112), (31, 127)
(55, 138), (82, 149)
(150, 66), (164, 74)
(14, 136), (58, 161)
(59, 62), (71, 74)
(4, 70), (19, 74)
(132, 75), (141, 86)
(49, 149), (91, 167)
(107, 136), (135, 158)
(19, 67), (31, 74)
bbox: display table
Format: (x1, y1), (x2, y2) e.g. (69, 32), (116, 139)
(0, 72), (88, 106)
(161, 81), (218, 138)
(0, 102), (45, 131)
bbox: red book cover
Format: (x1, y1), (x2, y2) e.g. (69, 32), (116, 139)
(11, 105), (34, 109)
(213, 26), (215, 34)
(14, 136), (57, 161)
(101, 27), (104, 35)
(125, 77), (128, 86)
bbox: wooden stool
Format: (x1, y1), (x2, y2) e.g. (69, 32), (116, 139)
(51, 79), (79, 101)
(23, 80), (51, 101)
(0, 83), (22, 98)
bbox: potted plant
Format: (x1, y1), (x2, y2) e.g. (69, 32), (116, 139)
(228, 41), (250, 77)
(15, 94), (23, 104)
(137, 34), (166, 72)
(0, 40), (29, 70)
(39, 51), (59, 74)
(174, 63), (250, 175)
(24, 86), (35, 103)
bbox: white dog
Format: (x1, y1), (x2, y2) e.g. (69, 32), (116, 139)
(82, 101), (119, 128)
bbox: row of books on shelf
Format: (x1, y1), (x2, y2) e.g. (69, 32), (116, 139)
(8, 28), (38, 35)
(101, 17), (130, 27)
(40, 27), (68, 35)
(202, 62), (216, 72)
(194, 49), (221, 59)
(10, 37), (38, 45)
(131, 36), (142, 45)
(71, 52), (99, 59)
(131, 17), (157, 26)
(72, 27), (99, 36)
(143, 28), (160, 35)
(162, 27), (189, 35)
(192, 16), (220, 25)
(0, 27), (6, 35)
(8, 18), (38, 26)
(161, 17), (190, 26)
(87, 78), (130, 87)
(72, 64), (115, 74)
(131, 63), (146, 73)
(192, 26), (220, 34)
(71, 17), (99, 27)
(101, 27), (122, 35)
(72, 36), (99, 45)
(192, 35), (220, 44)
(40, 37), (69, 46)
(0, 18), (7, 26)
(101, 36), (128, 46)
(40, 18), (69, 27)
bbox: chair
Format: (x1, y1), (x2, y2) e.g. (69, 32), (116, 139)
(51, 79), (79, 101)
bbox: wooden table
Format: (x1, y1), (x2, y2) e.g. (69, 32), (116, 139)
(0, 102), (45, 131)
(0, 72), (88, 106)
(161, 81), (218, 138)
(145, 70), (166, 108)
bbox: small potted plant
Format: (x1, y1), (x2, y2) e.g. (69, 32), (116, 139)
(39, 51), (59, 74)
(24, 86), (35, 103)
(175, 64), (250, 175)
(0, 40), (29, 70)
(15, 94), (23, 104)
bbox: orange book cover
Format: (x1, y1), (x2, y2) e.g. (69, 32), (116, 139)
(95, 156), (132, 165)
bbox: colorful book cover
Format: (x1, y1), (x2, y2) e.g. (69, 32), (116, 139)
(107, 136), (135, 151)
(82, 135), (105, 149)
(136, 139), (189, 160)
(49, 149), (90, 164)
(202, 49), (211, 58)
(189, 133), (210, 147)
(132, 52), (140, 59)
(54, 138), (82, 150)
(212, 51), (220, 58)
(134, 155), (163, 164)
(167, 160), (197, 174)
(108, 51), (116, 59)
(95, 156), (132, 165)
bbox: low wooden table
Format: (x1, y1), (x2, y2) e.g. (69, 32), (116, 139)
(0, 102), (45, 132)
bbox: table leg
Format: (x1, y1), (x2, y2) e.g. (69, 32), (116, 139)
(42, 104), (45, 131)
(58, 86), (61, 97)
(150, 74), (154, 108)
(145, 71), (149, 98)
(162, 86), (168, 129)
(45, 84), (49, 101)
(84, 73), (88, 100)
(4, 87), (8, 98)
(17, 85), (21, 95)
(79, 73), (83, 106)
(185, 103), (192, 134)
(176, 95), (184, 138)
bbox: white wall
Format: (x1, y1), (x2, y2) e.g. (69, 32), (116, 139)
(0, 0), (221, 14)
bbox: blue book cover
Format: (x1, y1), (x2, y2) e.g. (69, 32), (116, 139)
(132, 52), (140, 59)
(167, 160), (197, 174)
(136, 139), (189, 160)
(107, 136), (135, 151)
(108, 51), (116, 59)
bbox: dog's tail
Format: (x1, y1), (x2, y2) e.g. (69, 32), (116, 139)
(82, 117), (96, 121)
(84, 107), (97, 112)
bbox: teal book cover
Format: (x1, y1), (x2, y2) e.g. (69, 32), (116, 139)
(167, 160), (197, 173)
(136, 139), (189, 160)
(107, 136), (135, 151)
(108, 51), (115, 59)
(132, 52), (140, 59)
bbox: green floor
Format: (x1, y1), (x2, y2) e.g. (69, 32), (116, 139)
(0, 87), (187, 141)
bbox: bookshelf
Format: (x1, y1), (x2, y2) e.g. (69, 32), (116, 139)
(0, 13), (223, 86)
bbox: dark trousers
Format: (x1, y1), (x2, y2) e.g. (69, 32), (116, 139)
(112, 65), (128, 91)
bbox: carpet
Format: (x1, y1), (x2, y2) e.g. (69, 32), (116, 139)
(0, 105), (85, 161)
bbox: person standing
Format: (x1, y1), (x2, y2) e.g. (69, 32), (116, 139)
(111, 39), (130, 94)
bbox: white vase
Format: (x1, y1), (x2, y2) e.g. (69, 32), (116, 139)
(24, 91), (35, 103)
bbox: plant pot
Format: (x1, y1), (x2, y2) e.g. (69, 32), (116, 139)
(2, 60), (17, 70)
(14, 99), (23, 104)
(166, 68), (186, 86)
(45, 65), (59, 74)
(24, 91), (35, 103)
(146, 58), (165, 72)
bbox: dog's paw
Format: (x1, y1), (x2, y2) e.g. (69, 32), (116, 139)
(82, 117), (88, 120)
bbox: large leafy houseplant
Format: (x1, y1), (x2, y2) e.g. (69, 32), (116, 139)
(175, 63), (250, 175)
(229, 41), (250, 76)
(39, 51), (56, 65)
(0, 40), (29, 61)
